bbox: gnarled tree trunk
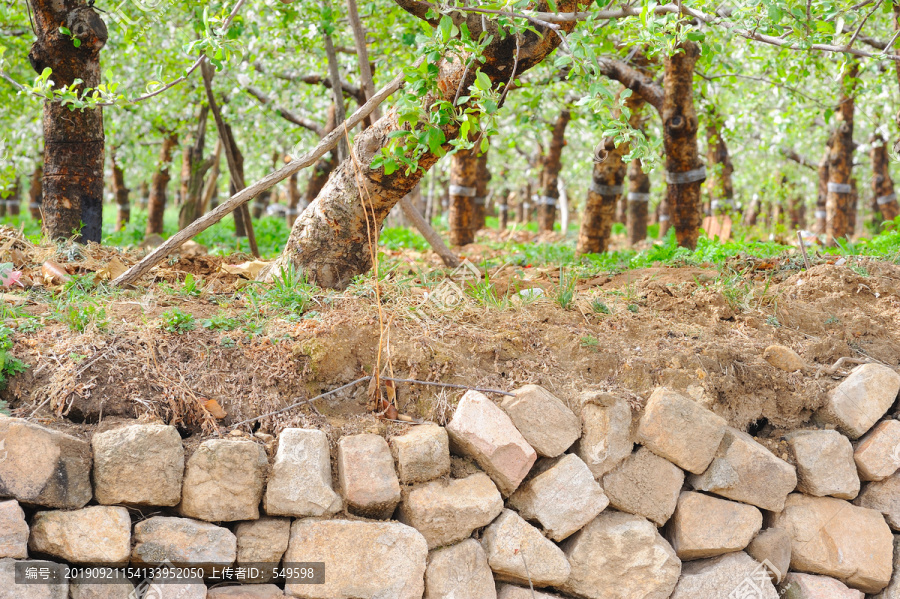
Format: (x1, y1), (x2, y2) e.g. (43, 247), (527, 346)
(627, 158), (650, 244)
(111, 152), (129, 231)
(826, 63), (858, 244)
(146, 133), (178, 236)
(663, 42), (703, 249)
(28, 163), (43, 221)
(178, 106), (215, 230)
(449, 146), (478, 246)
(267, 1), (580, 287)
(705, 113), (734, 214)
(537, 110), (570, 233)
(871, 134), (900, 223)
(29, 0), (107, 241)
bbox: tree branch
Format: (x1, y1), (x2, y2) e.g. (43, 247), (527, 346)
(243, 85), (326, 136)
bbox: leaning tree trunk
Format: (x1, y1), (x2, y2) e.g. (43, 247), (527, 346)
(662, 42), (703, 249)
(199, 140), (221, 216)
(449, 146), (479, 246)
(28, 163), (43, 220)
(871, 134), (900, 223)
(627, 158), (651, 244)
(146, 133), (178, 236)
(537, 110), (571, 233)
(705, 114), (734, 214)
(110, 152), (130, 231)
(826, 63), (858, 244)
(29, 0), (107, 241)
(473, 148), (490, 233)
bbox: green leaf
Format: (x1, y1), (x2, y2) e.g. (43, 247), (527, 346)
(59, 27), (71, 36)
(474, 71), (492, 91)
(439, 15), (453, 44)
(72, 38), (81, 48)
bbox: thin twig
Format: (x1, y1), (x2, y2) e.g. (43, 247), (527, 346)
(797, 231), (811, 271)
(846, 0), (883, 49)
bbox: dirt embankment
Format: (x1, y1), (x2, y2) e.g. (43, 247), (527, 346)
(6, 256), (900, 445)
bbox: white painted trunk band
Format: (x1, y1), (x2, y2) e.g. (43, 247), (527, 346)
(590, 182), (623, 196)
(815, 210), (827, 219)
(449, 185), (477, 197)
(877, 193), (897, 205)
(627, 192), (651, 202)
(536, 196), (557, 206)
(498, 204), (508, 212)
(666, 166), (707, 185)
(659, 214), (670, 222)
(827, 182), (853, 194)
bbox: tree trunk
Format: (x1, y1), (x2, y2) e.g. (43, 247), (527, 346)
(627, 158), (650, 244)
(449, 147), (478, 246)
(3, 178), (21, 217)
(267, 3), (579, 287)
(538, 110), (571, 233)
(28, 163), (43, 221)
(199, 139), (222, 216)
(871, 134), (900, 223)
(473, 148), (490, 232)
(789, 193), (805, 230)
(662, 42), (703, 249)
(29, 0), (107, 241)
(498, 190), (511, 229)
(705, 114), (734, 214)
(222, 123), (248, 239)
(578, 94), (644, 254)
(815, 145), (829, 234)
(111, 153), (129, 231)
(178, 106), (215, 230)
(743, 195), (760, 228)
(826, 63), (858, 244)
(146, 133), (178, 236)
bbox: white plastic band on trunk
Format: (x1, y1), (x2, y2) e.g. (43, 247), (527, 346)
(659, 214), (670, 222)
(522, 202), (530, 211)
(536, 196), (557, 206)
(449, 185), (477, 197)
(590, 182), (623, 196)
(877, 193), (897, 206)
(286, 208), (299, 215)
(815, 210), (827, 219)
(827, 182), (853, 194)
(498, 205), (508, 212)
(473, 196), (486, 206)
(666, 166), (707, 185)
(627, 192), (651, 202)
(6, 201), (19, 206)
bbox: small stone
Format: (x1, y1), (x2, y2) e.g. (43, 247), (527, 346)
(667, 491), (762, 561)
(855, 420), (900, 481)
(815, 364), (900, 439)
(500, 384), (580, 457)
(786, 430), (859, 499)
(870, 535), (900, 599)
(782, 572), (865, 599)
(481, 509), (571, 588)
(669, 552), (778, 599)
(235, 517), (291, 583)
(0, 558), (67, 599)
(446, 390), (537, 496)
(602, 447), (684, 527)
(508, 454), (608, 541)
(763, 345), (807, 372)
(207, 585), (286, 599)
(29, 506), (131, 565)
(283, 519), (427, 599)
(131, 516), (237, 573)
(180, 439), (268, 522)
(92, 423), (184, 507)
(770, 493), (893, 593)
(0, 418), (92, 509)
(636, 387), (727, 474)
(496, 586), (564, 599)
(745, 528), (792, 584)
(855, 471), (900, 530)
(337, 433), (401, 519)
(689, 427), (797, 512)
(559, 510), (681, 599)
(69, 576), (136, 599)
(264, 428), (342, 518)
(572, 393), (633, 479)
(390, 424), (451, 484)
(397, 472), (503, 549)
(0, 500), (28, 558)
(424, 539), (496, 599)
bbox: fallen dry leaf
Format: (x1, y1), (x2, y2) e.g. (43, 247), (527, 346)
(41, 260), (71, 285)
(95, 257), (128, 282)
(220, 260), (270, 279)
(202, 399), (227, 419)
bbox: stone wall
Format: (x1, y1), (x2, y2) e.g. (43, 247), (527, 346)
(1, 365), (900, 598)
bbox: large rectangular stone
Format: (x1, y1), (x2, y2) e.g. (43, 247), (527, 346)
(337, 434), (401, 519)
(572, 394), (634, 479)
(636, 387), (727, 474)
(0, 500), (27, 559)
(446, 391), (536, 496)
(500, 385), (580, 457)
(264, 429), (342, 518)
(602, 447), (684, 527)
(389, 424), (450, 484)
(29, 506), (131, 565)
(855, 420), (900, 482)
(180, 439), (268, 522)
(816, 364), (900, 439)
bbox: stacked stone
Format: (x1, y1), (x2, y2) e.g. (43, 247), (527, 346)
(0, 364), (899, 598)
